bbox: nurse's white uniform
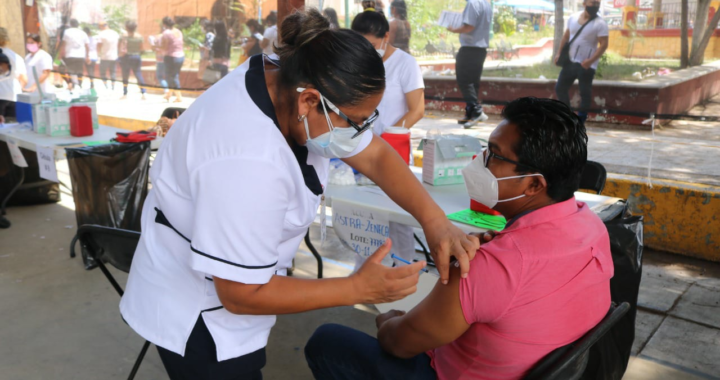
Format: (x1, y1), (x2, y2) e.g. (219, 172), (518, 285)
(120, 55), (372, 362)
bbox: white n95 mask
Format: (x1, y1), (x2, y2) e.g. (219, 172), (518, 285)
(302, 92), (364, 159)
(461, 154), (544, 209)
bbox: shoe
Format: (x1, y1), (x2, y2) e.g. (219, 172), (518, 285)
(463, 111), (489, 129)
(163, 92), (172, 102)
(457, 106), (472, 124)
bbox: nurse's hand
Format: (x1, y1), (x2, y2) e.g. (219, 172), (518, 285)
(422, 219), (480, 285)
(351, 239), (426, 305)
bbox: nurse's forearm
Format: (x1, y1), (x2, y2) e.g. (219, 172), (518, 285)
(215, 276), (359, 315)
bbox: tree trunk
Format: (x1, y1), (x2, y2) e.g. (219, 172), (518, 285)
(681, 0), (689, 68)
(691, 0), (711, 56)
(553, 0), (564, 59)
(690, 5), (720, 65)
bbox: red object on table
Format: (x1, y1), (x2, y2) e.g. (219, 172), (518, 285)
(381, 131), (411, 165)
(69, 106), (94, 137)
(115, 131), (157, 143)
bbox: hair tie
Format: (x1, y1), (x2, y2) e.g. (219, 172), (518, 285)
(364, 7), (376, 11)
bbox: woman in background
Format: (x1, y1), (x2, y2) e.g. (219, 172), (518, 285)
(23, 34), (54, 96)
(149, 27), (168, 97)
(0, 27), (27, 121)
(242, 19), (264, 58)
(160, 16), (184, 103)
(82, 26), (98, 89)
(323, 8), (340, 29)
(388, 0), (411, 53)
(119, 21), (147, 100)
(211, 20), (231, 78)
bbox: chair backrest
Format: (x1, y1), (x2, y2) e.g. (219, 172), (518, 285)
(579, 160), (607, 195)
(76, 224), (141, 274)
(524, 302), (631, 380)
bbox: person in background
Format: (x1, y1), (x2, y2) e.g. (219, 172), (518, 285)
(23, 34), (55, 96)
(53, 15), (70, 88)
(60, 19), (90, 90)
(97, 20), (120, 90)
(242, 19), (264, 58)
(305, 97), (613, 380)
(323, 8), (340, 30)
(83, 26), (98, 89)
(447, 0), (491, 129)
(555, 0), (608, 124)
(119, 20), (147, 100)
(148, 27), (169, 96)
(388, 0), (411, 53)
(0, 27), (27, 121)
(210, 20), (231, 78)
(260, 11), (278, 56)
(351, 7), (425, 268)
(160, 16), (185, 103)
(201, 20), (215, 62)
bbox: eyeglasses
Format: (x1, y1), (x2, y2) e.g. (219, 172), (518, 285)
(297, 88), (380, 139)
(483, 148), (541, 173)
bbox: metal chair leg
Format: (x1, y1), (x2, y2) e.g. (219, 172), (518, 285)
(304, 230), (323, 279)
(127, 340), (150, 380)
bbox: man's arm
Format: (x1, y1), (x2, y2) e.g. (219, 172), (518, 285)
(581, 36), (609, 69)
(448, 23), (475, 34)
(377, 266), (470, 358)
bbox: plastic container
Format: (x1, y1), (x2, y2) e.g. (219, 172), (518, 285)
(381, 126), (411, 165)
(16, 102), (34, 125)
(69, 105), (94, 137)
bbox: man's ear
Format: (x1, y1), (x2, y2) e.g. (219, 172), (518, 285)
(524, 175), (547, 197)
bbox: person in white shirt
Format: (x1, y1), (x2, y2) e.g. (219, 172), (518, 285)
(83, 26), (98, 89)
(23, 34), (55, 97)
(555, 0), (609, 123)
(260, 11), (278, 56)
(97, 20), (120, 90)
(352, 7), (426, 266)
(0, 27), (27, 120)
(119, 9), (479, 379)
(60, 19), (89, 90)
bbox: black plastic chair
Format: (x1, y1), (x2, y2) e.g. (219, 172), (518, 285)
(524, 302), (631, 380)
(579, 161), (608, 195)
(70, 225), (150, 380)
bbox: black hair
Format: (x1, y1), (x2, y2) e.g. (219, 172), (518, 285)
(351, 8), (389, 38)
(27, 33), (42, 44)
(162, 16), (175, 28)
(501, 97), (588, 203)
(83, 26), (92, 35)
(126, 20), (138, 33)
(70, 19), (80, 28)
(246, 19), (264, 34)
(322, 8), (340, 29)
(276, 9), (385, 110)
(0, 49), (9, 65)
(391, 0), (408, 20)
(266, 11), (278, 26)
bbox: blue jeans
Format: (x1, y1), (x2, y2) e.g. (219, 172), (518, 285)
(156, 62), (168, 89)
(555, 62), (596, 122)
(120, 55), (146, 95)
(164, 56), (184, 90)
(99, 59), (117, 87)
(305, 324), (437, 380)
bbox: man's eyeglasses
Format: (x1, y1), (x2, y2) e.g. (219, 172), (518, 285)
(483, 148), (541, 173)
(297, 87), (380, 138)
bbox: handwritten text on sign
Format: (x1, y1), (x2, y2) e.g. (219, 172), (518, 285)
(36, 146), (58, 182)
(332, 199), (390, 258)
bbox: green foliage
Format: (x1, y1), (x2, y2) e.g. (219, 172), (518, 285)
(182, 19), (205, 49)
(407, 0), (447, 51)
(494, 6), (516, 36)
(101, 4), (130, 33)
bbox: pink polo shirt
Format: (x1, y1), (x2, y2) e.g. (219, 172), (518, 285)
(429, 198), (613, 380)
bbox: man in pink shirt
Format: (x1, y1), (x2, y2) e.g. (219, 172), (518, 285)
(305, 97), (614, 379)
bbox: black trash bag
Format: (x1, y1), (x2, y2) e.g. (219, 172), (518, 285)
(582, 211), (644, 380)
(0, 143), (60, 207)
(66, 142), (150, 269)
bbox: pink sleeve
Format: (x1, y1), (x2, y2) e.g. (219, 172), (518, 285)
(459, 235), (524, 324)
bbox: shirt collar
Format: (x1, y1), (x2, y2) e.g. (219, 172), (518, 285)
(245, 55), (324, 196)
(499, 197), (583, 234)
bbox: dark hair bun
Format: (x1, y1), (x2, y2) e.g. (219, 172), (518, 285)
(277, 8), (330, 57)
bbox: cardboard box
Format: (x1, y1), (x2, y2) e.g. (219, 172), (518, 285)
(45, 104), (72, 137)
(32, 103), (50, 134)
(421, 135), (483, 186)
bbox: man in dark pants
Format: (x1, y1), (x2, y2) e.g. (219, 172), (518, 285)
(448, 0), (491, 129)
(555, 0), (608, 123)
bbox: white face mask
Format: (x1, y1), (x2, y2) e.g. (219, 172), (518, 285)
(461, 153), (544, 209)
(298, 88), (365, 159)
(376, 38), (387, 58)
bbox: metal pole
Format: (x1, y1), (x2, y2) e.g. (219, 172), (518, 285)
(345, 0), (350, 28)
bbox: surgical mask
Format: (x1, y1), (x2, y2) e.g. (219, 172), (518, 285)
(461, 155), (543, 209)
(586, 5), (600, 17)
(26, 43), (39, 53)
(376, 38), (387, 58)
(302, 92), (365, 159)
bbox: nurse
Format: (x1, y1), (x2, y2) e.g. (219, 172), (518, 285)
(352, 8), (425, 264)
(120, 9), (479, 379)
